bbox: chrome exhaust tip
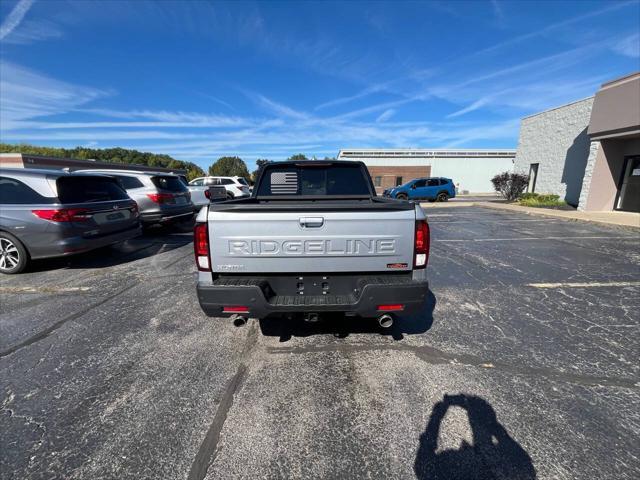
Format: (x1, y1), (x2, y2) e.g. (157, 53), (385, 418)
(231, 314), (248, 327)
(378, 313), (394, 328)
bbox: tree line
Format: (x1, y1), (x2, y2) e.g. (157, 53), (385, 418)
(0, 143), (206, 181)
(0, 143), (334, 182)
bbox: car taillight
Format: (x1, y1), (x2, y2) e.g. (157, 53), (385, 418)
(204, 190), (211, 199)
(147, 193), (175, 203)
(194, 222), (211, 271)
(32, 208), (91, 222)
(414, 220), (430, 269)
(131, 203), (139, 216)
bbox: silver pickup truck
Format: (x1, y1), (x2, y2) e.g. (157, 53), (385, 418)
(194, 160), (430, 327)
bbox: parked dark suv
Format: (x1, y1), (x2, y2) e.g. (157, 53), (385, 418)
(78, 169), (194, 226)
(0, 168), (141, 274)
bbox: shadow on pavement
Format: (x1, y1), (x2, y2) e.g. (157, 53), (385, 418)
(414, 394), (536, 480)
(258, 289), (436, 342)
(26, 226), (192, 272)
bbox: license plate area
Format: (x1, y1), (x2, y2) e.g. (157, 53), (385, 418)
(93, 210), (131, 224)
(294, 275), (331, 296)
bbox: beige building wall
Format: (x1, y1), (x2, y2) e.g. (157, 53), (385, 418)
(583, 137), (640, 211)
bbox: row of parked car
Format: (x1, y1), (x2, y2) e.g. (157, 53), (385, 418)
(0, 167), (251, 274)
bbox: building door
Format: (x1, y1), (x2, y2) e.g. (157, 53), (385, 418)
(615, 155), (640, 212)
(527, 163), (539, 193)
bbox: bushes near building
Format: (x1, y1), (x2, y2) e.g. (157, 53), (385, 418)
(518, 193), (567, 208)
(491, 172), (529, 200)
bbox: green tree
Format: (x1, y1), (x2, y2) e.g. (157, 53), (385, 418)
(251, 158), (270, 183)
(208, 156), (250, 178)
(287, 153), (308, 161)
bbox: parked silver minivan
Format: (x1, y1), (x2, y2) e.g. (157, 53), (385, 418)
(0, 168), (141, 274)
(78, 170), (194, 226)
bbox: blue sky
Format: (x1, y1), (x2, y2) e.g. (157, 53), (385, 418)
(1, 0), (639, 171)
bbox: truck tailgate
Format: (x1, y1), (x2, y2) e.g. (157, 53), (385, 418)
(208, 209), (416, 273)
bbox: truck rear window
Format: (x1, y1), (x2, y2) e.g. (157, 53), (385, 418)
(257, 164), (371, 196)
(151, 176), (188, 192)
(57, 177), (129, 203)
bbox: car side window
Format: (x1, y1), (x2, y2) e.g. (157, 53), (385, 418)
(0, 176), (53, 204)
(116, 176), (144, 189)
(191, 179), (204, 186)
(427, 179), (439, 187)
(220, 178), (234, 185)
(413, 179), (427, 188)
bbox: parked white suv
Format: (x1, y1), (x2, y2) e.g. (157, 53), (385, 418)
(189, 176), (250, 199)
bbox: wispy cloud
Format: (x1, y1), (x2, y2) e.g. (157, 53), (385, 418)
(76, 108), (252, 127)
(241, 90), (309, 120)
(612, 32), (640, 58)
(0, 0), (33, 40)
(315, 83), (388, 111)
(0, 61), (110, 130)
(490, 0), (504, 22)
(473, 0), (636, 57)
(376, 109), (396, 123)
(447, 98), (492, 118)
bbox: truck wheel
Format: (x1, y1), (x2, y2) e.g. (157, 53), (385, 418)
(436, 192), (449, 202)
(0, 232), (29, 274)
(396, 193), (408, 200)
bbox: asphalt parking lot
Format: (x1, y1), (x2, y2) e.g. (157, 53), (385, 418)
(1, 207), (639, 480)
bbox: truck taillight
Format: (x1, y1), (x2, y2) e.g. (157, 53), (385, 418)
(414, 220), (430, 269)
(194, 223), (211, 271)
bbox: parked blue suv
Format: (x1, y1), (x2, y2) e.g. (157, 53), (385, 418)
(383, 177), (456, 202)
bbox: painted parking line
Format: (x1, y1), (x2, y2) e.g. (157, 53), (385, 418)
(0, 286), (92, 294)
(527, 281), (640, 289)
(428, 219), (555, 224)
(434, 236), (635, 242)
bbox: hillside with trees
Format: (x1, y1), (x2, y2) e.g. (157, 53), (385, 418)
(0, 143), (206, 180)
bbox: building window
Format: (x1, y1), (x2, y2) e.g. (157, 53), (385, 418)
(528, 163), (539, 193)
(374, 176), (382, 187)
(395, 176), (403, 186)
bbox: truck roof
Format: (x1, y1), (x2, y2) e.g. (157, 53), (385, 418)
(264, 160), (365, 168)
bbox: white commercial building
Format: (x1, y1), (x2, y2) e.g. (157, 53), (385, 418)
(337, 149), (516, 194)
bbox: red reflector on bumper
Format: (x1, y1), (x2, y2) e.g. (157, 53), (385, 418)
(223, 306), (249, 313)
(377, 304), (404, 312)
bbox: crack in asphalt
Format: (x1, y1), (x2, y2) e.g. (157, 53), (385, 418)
(0, 282), (139, 359)
(268, 343), (639, 389)
(187, 322), (259, 480)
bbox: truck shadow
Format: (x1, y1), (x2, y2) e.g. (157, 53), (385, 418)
(258, 289), (436, 342)
(415, 394), (536, 480)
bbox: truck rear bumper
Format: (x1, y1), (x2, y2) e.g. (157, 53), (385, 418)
(197, 275), (429, 318)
